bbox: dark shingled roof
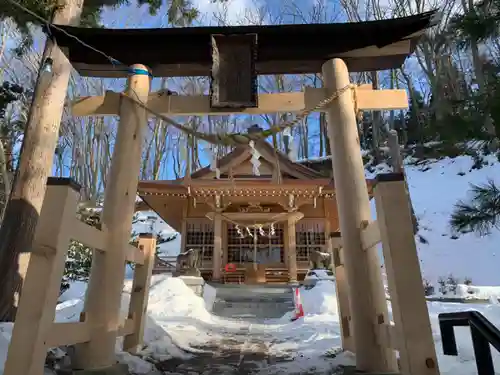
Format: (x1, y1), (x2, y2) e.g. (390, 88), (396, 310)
(46, 10), (439, 78)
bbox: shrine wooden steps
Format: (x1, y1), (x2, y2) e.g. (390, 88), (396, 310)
(223, 270), (246, 284)
(221, 268), (290, 284)
(265, 269), (289, 284)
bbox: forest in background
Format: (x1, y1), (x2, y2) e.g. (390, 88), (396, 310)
(0, 0), (500, 305)
(1, 0), (500, 206)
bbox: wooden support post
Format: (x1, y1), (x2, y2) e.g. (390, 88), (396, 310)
(283, 221), (289, 269)
(4, 178), (80, 375)
(374, 173), (440, 375)
(287, 217), (298, 283)
(330, 232), (354, 353)
(213, 213), (222, 281)
(123, 234), (157, 354)
(74, 64), (151, 370)
(323, 204), (332, 267)
(222, 221), (228, 266)
(322, 58), (397, 372)
(180, 201), (188, 253)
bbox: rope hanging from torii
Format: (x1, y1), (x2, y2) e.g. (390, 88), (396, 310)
(122, 83), (362, 147)
(123, 83), (361, 178)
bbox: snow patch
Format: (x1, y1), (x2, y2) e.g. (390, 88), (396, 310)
(203, 283), (217, 312)
(430, 284), (500, 301)
(300, 281), (339, 317)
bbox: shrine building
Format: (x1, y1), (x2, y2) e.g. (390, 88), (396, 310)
(136, 126), (370, 284)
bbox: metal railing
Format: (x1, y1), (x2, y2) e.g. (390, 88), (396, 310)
(438, 310), (500, 375)
(155, 255), (177, 271)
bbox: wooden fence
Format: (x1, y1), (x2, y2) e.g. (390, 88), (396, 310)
(332, 172), (440, 375)
(4, 177), (156, 375)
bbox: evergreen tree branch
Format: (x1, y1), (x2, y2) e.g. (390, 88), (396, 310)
(450, 179), (500, 235)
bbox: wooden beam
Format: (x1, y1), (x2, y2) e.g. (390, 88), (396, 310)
(4, 182), (79, 375)
(206, 211), (304, 222)
(70, 219), (145, 265)
(47, 318), (135, 348)
(46, 322), (91, 347)
(374, 173), (440, 375)
(72, 87), (408, 117)
(73, 91), (120, 116)
(71, 220), (105, 249)
(360, 220), (381, 250)
(123, 235), (157, 353)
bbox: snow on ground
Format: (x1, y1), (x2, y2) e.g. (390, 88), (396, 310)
(51, 278), (500, 374)
(366, 155), (500, 287)
(428, 284), (500, 302)
(203, 283), (217, 312)
(0, 325), (11, 375)
(295, 280), (500, 375)
(2, 155), (500, 373)
(1, 276), (500, 374)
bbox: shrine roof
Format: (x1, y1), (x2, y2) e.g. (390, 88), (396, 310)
(191, 141), (324, 180)
(138, 178), (336, 194)
(137, 177), (377, 196)
(136, 177), (377, 230)
(47, 11), (438, 78)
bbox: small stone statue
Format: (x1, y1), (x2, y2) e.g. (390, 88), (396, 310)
(175, 248), (202, 276)
(309, 249), (332, 270)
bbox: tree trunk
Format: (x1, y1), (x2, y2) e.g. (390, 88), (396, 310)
(370, 72), (382, 164)
(0, 0), (83, 322)
(0, 137), (12, 222)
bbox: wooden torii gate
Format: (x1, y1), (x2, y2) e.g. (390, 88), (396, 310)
(5, 12), (440, 375)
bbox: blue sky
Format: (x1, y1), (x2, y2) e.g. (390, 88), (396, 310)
(99, 0), (344, 28)
(86, 0), (349, 179)
(3, 0), (431, 181)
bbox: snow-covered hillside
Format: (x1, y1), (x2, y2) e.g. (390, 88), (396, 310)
(132, 213), (181, 257)
(368, 155), (500, 286)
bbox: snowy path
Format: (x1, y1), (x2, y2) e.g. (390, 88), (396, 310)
(155, 285), (344, 374)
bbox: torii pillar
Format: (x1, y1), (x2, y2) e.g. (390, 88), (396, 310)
(322, 58), (397, 373)
(74, 64), (151, 372)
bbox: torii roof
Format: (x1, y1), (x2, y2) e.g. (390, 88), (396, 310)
(46, 11), (439, 78)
